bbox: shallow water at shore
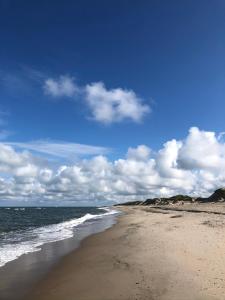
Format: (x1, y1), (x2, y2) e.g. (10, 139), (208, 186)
(0, 207), (118, 267)
(0, 209), (119, 300)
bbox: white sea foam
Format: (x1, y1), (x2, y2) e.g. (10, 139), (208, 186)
(0, 207), (119, 267)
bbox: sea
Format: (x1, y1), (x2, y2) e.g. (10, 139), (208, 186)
(0, 206), (118, 268)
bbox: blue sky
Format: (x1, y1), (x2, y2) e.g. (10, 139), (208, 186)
(0, 0), (225, 205)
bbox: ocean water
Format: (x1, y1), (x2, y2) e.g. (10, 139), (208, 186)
(0, 206), (118, 268)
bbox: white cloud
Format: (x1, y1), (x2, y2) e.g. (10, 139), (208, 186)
(43, 75), (151, 124)
(85, 82), (150, 124)
(127, 145), (151, 161)
(177, 127), (225, 171)
(44, 75), (78, 98)
(5, 141), (109, 159)
(0, 127), (225, 205)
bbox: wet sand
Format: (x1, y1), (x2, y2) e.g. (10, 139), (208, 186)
(0, 215), (116, 300)
(22, 204), (225, 300)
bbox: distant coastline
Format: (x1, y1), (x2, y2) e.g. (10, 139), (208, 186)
(115, 188), (225, 206)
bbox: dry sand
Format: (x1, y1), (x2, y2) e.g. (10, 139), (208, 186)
(23, 204), (225, 300)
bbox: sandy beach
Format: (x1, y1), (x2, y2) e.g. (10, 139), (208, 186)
(21, 204), (225, 300)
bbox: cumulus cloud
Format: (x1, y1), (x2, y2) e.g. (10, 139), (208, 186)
(43, 76), (151, 124)
(177, 127), (225, 171)
(85, 82), (150, 124)
(0, 127), (225, 205)
(127, 145), (151, 161)
(44, 75), (78, 98)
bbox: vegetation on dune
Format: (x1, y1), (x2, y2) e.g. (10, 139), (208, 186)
(116, 188), (225, 206)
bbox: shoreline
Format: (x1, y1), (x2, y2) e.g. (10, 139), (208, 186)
(0, 210), (118, 300)
(23, 204), (225, 300)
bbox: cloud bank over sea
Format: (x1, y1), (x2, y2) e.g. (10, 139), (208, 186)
(0, 127), (224, 205)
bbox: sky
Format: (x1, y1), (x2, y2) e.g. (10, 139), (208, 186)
(0, 0), (225, 206)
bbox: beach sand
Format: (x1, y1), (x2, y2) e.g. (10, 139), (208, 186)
(23, 204), (225, 300)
